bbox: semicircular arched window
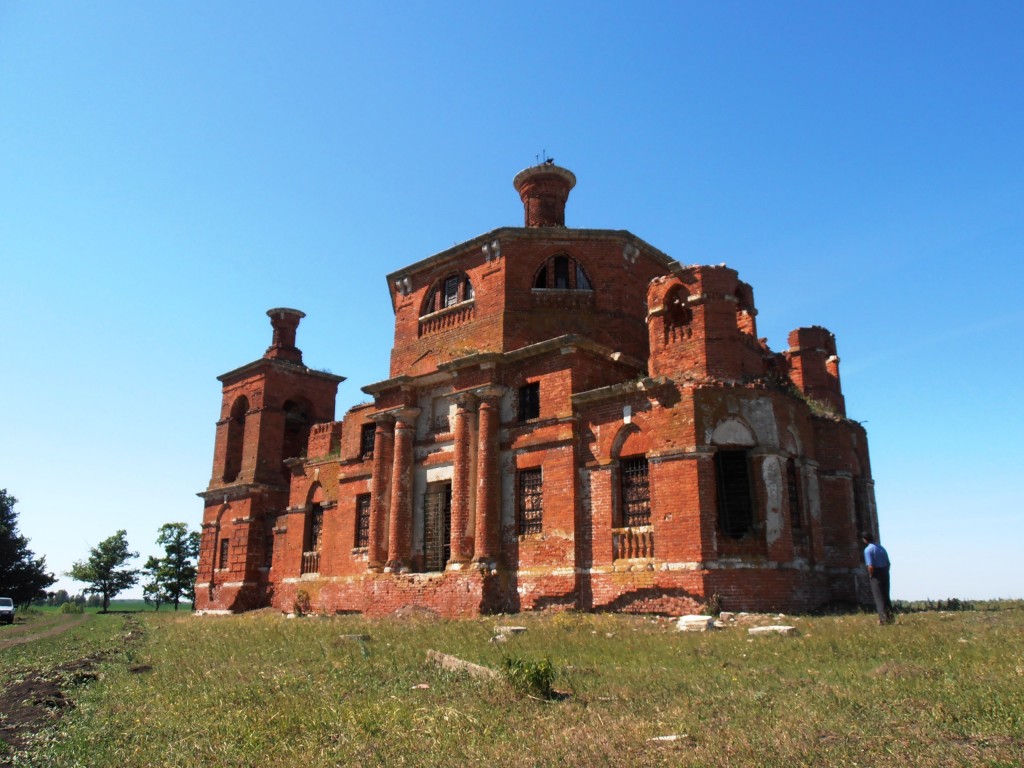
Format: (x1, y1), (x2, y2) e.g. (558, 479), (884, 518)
(533, 254), (593, 291)
(421, 272), (474, 317)
(223, 396), (249, 483)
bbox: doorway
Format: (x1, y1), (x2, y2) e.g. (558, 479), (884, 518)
(422, 482), (451, 572)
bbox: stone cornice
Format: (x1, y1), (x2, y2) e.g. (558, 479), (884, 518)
(218, 357), (345, 386)
(386, 227), (677, 286)
(571, 376), (669, 406)
(196, 482), (286, 502)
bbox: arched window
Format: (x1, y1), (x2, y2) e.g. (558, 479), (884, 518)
(663, 286), (692, 342)
(223, 396), (248, 483)
(281, 399), (312, 480)
(619, 456), (651, 528)
(533, 254), (592, 291)
(301, 502), (323, 575)
(421, 272), (474, 316)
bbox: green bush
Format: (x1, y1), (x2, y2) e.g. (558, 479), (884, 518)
(500, 654), (556, 699)
(60, 601), (84, 614)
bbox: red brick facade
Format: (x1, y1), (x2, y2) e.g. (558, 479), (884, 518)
(196, 163), (879, 617)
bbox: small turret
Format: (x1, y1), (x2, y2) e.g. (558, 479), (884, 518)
(786, 326), (846, 416)
(512, 160), (576, 227)
(264, 308), (305, 363)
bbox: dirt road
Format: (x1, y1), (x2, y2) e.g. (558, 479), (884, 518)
(0, 614), (90, 651)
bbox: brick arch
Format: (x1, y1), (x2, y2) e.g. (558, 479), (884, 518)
(532, 251), (593, 290)
(600, 414), (652, 463)
(646, 275), (686, 314)
(305, 482), (324, 507)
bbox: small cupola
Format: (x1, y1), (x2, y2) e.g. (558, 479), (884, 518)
(512, 160), (576, 228)
(264, 307), (305, 363)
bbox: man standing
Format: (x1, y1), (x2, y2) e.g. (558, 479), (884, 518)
(862, 532), (894, 624)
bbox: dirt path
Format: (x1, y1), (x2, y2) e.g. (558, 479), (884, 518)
(0, 614), (90, 651)
(0, 613), (117, 764)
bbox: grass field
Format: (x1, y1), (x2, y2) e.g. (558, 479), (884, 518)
(2, 605), (1022, 767)
(27, 599), (175, 615)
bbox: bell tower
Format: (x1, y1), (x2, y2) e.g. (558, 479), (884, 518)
(195, 308), (344, 612)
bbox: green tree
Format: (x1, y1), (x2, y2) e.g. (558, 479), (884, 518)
(0, 489), (56, 605)
(141, 556), (168, 611)
(66, 530), (139, 613)
(143, 523), (200, 611)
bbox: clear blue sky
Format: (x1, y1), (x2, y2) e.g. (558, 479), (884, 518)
(1, 3), (1021, 601)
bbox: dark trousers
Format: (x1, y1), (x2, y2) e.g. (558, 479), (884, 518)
(869, 567), (893, 623)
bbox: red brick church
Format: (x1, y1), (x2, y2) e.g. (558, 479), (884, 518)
(195, 162), (878, 616)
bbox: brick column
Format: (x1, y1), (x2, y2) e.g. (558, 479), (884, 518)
(473, 388), (504, 565)
(386, 409), (419, 573)
(449, 393), (477, 567)
(367, 416), (394, 571)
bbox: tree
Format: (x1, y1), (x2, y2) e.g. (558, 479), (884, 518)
(142, 523), (200, 611)
(142, 556), (168, 611)
(0, 489), (56, 605)
(66, 530), (139, 613)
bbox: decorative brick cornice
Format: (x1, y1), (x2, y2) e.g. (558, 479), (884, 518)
(571, 376), (669, 406)
(196, 482), (286, 502)
(217, 357), (345, 386)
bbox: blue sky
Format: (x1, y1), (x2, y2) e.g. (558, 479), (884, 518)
(1, 3), (1021, 601)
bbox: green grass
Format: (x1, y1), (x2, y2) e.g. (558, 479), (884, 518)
(6, 606), (1024, 767)
(28, 599), (173, 615)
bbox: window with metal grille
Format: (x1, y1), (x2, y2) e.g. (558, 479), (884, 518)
(422, 484), (451, 572)
(716, 450), (754, 539)
(786, 459), (802, 529)
(218, 537), (229, 570)
(518, 469), (543, 535)
(355, 494), (371, 549)
(308, 504), (324, 552)
(620, 456), (651, 527)
(518, 382), (540, 421)
(360, 422), (376, 459)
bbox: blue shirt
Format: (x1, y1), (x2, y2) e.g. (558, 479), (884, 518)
(864, 542), (890, 569)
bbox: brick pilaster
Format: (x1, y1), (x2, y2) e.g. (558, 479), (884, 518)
(386, 409), (419, 572)
(473, 388), (504, 564)
(367, 416), (395, 571)
(449, 394), (478, 565)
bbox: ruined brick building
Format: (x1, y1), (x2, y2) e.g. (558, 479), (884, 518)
(196, 162), (878, 616)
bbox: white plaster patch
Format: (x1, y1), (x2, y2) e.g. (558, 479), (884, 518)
(762, 455), (784, 546)
(424, 464), (454, 483)
(739, 397), (780, 448)
(710, 419), (755, 447)
(805, 469), (822, 523)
